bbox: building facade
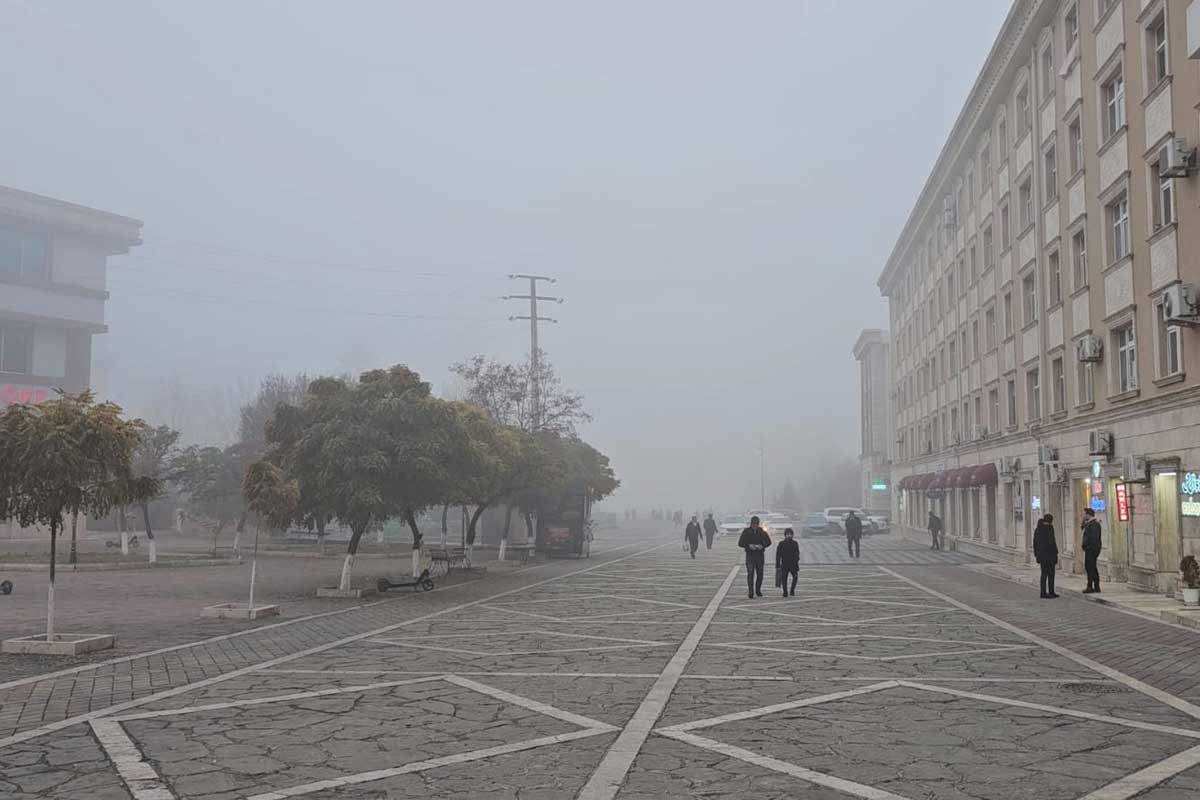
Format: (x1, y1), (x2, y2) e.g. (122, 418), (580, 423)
(853, 330), (893, 514)
(0, 185), (142, 538)
(879, 0), (1200, 592)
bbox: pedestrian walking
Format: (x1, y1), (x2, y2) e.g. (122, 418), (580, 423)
(776, 527), (800, 597)
(928, 510), (943, 551)
(703, 513), (718, 550)
(684, 516), (702, 558)
(673, 510), (683, 529)
(738, 515), (772, 599)
(1033, 514), (1059, 599)
(1081, 508), (1103, 593)
(844, 510), (863, 559)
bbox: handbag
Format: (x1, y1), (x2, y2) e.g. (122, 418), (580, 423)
(774, 565), (783, 587)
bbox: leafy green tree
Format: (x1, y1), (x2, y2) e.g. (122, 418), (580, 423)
(174, 444), (246, 554)
(445, 403), (532, 547)
(0, 392), (157, 640)
(130, 424), (184, 563)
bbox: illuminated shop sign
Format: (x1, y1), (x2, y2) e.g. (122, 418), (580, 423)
(0, 385), (49, 407)
(1115, 483), (1130, 522)
(1090, 497), (1106, 512)
(1182, 472), (1200, 518)
(871, 481), (888, 491)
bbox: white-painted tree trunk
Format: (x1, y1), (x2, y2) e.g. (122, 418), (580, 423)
(338, 554), (354, 592)
(174, 510), (183, 532)
(232, 529), (242, 553)
(248, 526), (260, 609)
(376, 528), (385, 545)
(411, 548), (421, 578)
(466, 543), (474, 564)
(148, 539), (158, 564)
(498, 539), (508, 561)
(46, 578), (55, 641)
(120, 529), (129, 556)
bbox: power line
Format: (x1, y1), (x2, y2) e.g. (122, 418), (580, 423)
(504, 274), (561, 430)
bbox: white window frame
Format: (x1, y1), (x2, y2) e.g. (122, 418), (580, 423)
(1026, 367), (1041, 422)
(1048, 249), (1062, 306)
(1113, 322), (1138, 393)
(0, 322), (33, 375)
(1102, 68), (1125, 142)
(1006, 377), (1017, 427)
(1155, 296), (1183, 378)
(1147, 12), (1168, 88)
(1068, 116), (1083, 175)
(1019, 178), (1034, 230)
(1077, 359), (1094, 406)
(1107, 192), (1130, 263)
(1152, 146), (1175, 231)
(1071, 228), (1088, 290)
(1022, 271), (1038, 326)
(1051, 355), (1066, 413)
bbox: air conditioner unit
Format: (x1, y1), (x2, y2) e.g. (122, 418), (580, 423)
(1042, 463), (1064, 484)
(999, 456), (1019, 475)
(1076, 335), (1103, 362)
(1121, 455), (1151, 483)
(1088, 429), (1114, 457)
(1162, 283), (1200, 326)
(1038, 445), (1058, 464)
(1160, 138), (1195, 178)
(970, 424), (987, 442)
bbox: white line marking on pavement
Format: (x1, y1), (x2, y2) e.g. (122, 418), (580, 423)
(657, 682), (898, 733)
(1078, 743), (1200, 800)
(880, 566), (1200, 724)
(0, 541), (672, 750)
(655, 730), (909, 800)
(575, 565), (739, 800)
(89, 719), (176, 800)
(259, 668), (795, 681)
(705, 641), (1034, 662)
(443, 674), (620, 732)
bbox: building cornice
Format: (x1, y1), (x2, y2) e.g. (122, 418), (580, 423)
(878, 0), (1049, 295)
(0, 185), (142, 254)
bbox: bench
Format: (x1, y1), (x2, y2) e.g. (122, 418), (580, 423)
(428, 545), (471, 576)
(503, 544), (534, 564)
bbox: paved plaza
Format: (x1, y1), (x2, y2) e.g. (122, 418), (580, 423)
(4, 527), (1200, 799)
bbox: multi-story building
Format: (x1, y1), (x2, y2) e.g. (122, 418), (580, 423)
(879, 0), (1200, 592)
(853, 330), (893, 515)
(0, 184), (142, 538)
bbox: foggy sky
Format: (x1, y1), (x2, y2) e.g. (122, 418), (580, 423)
(1, 1), (1010, 511)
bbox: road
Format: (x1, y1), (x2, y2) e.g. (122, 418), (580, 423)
(3, 524), (1200, 799)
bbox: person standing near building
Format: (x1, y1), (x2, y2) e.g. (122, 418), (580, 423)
(844, 510), (863, 559)
(1033, 514), (1059, 599)
(684, 515), (702, 559)
(775, 528), (800, 596)
(1081, 508), (1103, 593)
(702, 513), (718, 550)
(928, 510), (943, 551)
(738, 515), (771, 599)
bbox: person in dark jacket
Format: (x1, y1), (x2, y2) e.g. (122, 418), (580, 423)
(684, 516), (702, 558)
(844, 511), (863, 559)
(1032, 514), (1059, 599)
(775, 528), (800, 596)
(702, 513), (719, 550)
(1081, 508), (1103, 593)
(738, 516), (772, 599)
(928, 510), (944, 550)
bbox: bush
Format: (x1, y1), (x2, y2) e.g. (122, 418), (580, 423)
(1180, 556), (1200, 589)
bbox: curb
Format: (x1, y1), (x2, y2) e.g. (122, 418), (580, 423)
(0, 558), (242, 572)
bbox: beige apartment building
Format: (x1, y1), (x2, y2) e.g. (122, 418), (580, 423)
(853, 330), (893, 515)
(880, 0), (1200, 592)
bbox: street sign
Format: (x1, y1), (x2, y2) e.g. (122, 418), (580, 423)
(1115, 483), (1130, 522)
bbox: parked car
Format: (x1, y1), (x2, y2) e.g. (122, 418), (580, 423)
(800, 511), (832, 538)
(866, 513), (889, 533)
(823, 507), (879, 535)
(718, 514), (747, 537)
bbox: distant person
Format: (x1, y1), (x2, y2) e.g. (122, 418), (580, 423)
(928, 510), (944, 551)
(775, 528), (800, 597)
(1081, 508), (1103, 593)
(844, 511), (863, 559)
(684, 516), (702, 558)
(702, 513), (719, 550)
(1033, 514), (1059, 599)
(738, 515), (772, 599)
(674, 510), (683, 528)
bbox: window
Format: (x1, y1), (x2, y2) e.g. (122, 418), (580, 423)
(1000, 203), (1012, 247)
(1048, 250), (1062, 306)
(0, 227), (49, 281)
(947, 273), (955, 304)
(0, 323), (33, 375)
(1152, 146), (1175, 230)
(961, 329), (969, 363)
(983, 227), (994, 271)
(958, 258), (967, 295)
(989, 388), (1000, 432)
(1071, 229), (1088, 289)
(1044, 144), (1058, 201)
(1114, 324), (1138, 392)
(1022, 272), (1038, 325)
(974, 395), (982, 431)
(1077, 360), (1094, 405)
(962, 401), (970, 432)
(969, 245), (977, 283)
(1052, 356), (1065, 413)
(986, 307), (997, 350)
(972, 320), (980, 359)
(1156, 297), (1183, 378)
(951, 407), (959, 443)
(1068, 118), (1083, 175)
(1006, 378), (1017, 427)
(1065, 4), (1078, 46)
(1041, 43), (1054, 99)
(981, 144), (991, 183)
(998, 117), (1008, 156)
(1017, 86), (1031, 139)
(1098, 0), (1119, 17)
(1148, 14), (1168, 86)
(1019, 179), (1033, 229)
(967, 166), (975, 209)
(1003, 291), (1014, 337)
(1107, 193), (1130, 262)
(949, 338), (957, 372)
(1102, 69), (1125, 141)
(1026, 368), (1041, 422)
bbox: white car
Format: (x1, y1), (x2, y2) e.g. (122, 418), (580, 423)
(823, 507), (875, 535)
(764, 513), (799, 536)
(718, 514), (747, 537)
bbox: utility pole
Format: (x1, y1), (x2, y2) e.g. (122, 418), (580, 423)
(757, 440), (766, 511)
(504, 274), (561, 431)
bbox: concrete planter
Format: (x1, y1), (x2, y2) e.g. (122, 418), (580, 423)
(202, 603), (281, 620)
(316, 586), (377, 599)
(1183, 587), (1200, 606)
(2, 633), (116, 655)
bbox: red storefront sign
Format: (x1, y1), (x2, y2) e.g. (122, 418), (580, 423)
(0, 385), (49, 407)
(1115, 482), (1130, 522)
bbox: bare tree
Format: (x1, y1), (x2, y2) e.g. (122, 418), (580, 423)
(450, 349), (590, 435)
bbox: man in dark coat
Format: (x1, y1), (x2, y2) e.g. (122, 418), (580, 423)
(844, 511), (863, 559)
(928, 510), (943, 550)
(702, 513), (719, 550)
(1033, 514), (1059, 599)
(775, 528), (800, 596)
(738, 516), (772, 599)
(1081, 508), (1103, 593)
(684, 516), (702, 558)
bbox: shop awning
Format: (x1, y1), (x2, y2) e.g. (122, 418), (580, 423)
(968, 462), (999, 487)
(910, 472), (934, 490)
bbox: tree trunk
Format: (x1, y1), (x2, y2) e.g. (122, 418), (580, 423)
(119, 506), (129, 555)
(339, 524), (367, 592)
(404, 511), (423, 578)
(524, 512), (535, 547)
(466, 504), (488, 546)
(47, 517), (58, 641)
(316, 515), (326, 555)
(69, 511), (79, 566)
(142, 503), (157, 564)
(234, 510), (247, 552)
(211, 521), (226, 556)
(440, 503), (449, 546)
(500, 505), (515, 561)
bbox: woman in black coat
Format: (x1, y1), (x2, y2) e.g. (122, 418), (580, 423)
(1032, 514), (1059, 599)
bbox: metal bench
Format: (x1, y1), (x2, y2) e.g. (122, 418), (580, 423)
(429, 545), (471, 576)
(503, 544), (534, 564)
